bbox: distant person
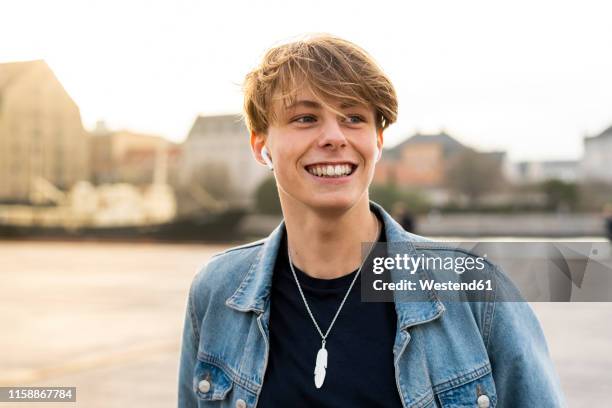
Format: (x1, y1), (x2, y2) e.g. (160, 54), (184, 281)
(178, 34), (565, 407)
(604, 203), (612, 241)
(392, 201), (416, 233)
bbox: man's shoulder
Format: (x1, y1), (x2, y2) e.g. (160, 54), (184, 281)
(212, 237), (267, 260)
(398, 232), (490, 267)
(190, 238), (266, 299)
(403, 234), (524, 304)
(399, 233), (512, 296)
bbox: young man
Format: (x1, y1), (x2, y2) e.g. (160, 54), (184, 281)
(179, 35), (565, 407)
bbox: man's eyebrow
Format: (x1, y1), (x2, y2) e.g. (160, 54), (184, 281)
(339, 101), (368, 109)
(283, 99), (368, 111)
(285, 99), (322, 110)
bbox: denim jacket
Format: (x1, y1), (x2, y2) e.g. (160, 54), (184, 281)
(178, 202), (565, 408)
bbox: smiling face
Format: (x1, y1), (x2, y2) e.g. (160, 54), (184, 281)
(244, 35), (398, 214)
(252, 86), (383, 214)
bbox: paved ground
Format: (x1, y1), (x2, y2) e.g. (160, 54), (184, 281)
(0, 240), (610, 407)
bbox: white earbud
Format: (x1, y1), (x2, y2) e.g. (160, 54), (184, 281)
(376, 147), (382, 162)
(261, 146), (274, 171)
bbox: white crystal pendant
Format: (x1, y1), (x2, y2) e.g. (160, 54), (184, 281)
(314, 342), (328, 388)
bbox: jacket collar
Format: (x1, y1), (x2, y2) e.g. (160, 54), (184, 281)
(225, 201), (445, 330)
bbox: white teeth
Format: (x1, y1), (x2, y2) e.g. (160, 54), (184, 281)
(306, 164), (354, 177)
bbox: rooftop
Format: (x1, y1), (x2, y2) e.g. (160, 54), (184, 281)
(0, 60), (46, 93)
(384, 131), (467, 159)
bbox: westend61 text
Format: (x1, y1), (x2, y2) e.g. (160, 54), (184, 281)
(373, 279), (493, 291)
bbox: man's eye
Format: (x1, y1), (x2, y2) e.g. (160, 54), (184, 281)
(344, 115), (364, 124)
(294, 115), (316, 124)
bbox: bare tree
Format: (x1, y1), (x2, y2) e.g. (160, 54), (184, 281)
(445, 149), (504, 207)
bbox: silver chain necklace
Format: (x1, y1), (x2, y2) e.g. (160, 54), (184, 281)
(287, 218), (381, 389)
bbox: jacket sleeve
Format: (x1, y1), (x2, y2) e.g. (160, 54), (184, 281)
(178, 278), (200, 408)
(485, 266), (566, 407)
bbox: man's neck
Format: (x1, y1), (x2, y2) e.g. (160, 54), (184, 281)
(282, 197), (380, 280)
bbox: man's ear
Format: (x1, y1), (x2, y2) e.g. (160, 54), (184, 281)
(376, 128), (384, 162)
(250, 130), (268, 166)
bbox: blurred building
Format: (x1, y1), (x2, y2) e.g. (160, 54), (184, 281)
(581, 124), (612, 183)
(0, 60), (89, 203)
(507, 160), (579, 184)
(374, 131), (509, 205)
(178, 114), (268, 208)
(89, 121), (181, 186)
(374, 131), (467, 188)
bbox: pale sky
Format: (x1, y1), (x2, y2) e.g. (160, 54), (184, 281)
(2, 0), (611, 161)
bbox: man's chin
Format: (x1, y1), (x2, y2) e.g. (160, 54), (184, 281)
(305, 194), (364, 215)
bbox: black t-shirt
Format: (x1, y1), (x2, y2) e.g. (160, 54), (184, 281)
(257, 219), (403, 407)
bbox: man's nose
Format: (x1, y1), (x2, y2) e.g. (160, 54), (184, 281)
(317, 118), (347, 149)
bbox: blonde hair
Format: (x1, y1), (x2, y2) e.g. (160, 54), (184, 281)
(243, 34), (398, 134)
